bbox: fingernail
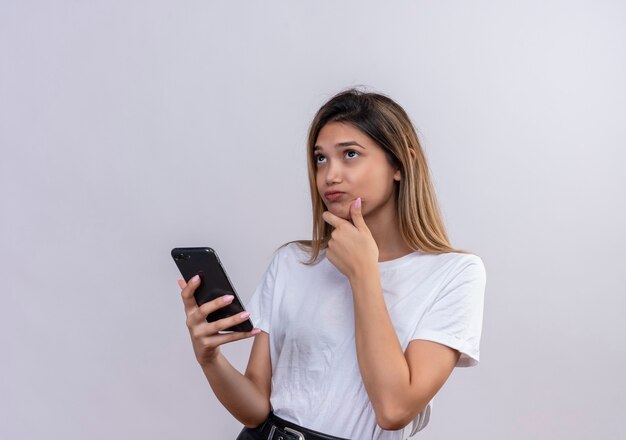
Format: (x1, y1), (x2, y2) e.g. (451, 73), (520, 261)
(251, 328), (261, 335)
(355, 197), (361, 209)
(222, 295), (234, 303)
(239, 312), (250, 319)
(191, 275), (200, 283)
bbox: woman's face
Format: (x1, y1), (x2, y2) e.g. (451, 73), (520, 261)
(314, 121), (401, 221)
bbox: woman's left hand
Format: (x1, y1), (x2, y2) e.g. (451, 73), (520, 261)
(322, 197), (379, 281)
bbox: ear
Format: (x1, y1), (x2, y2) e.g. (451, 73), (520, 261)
(395, 148), (416, 182)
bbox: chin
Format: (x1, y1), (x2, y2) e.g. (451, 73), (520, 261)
(328, 205), (350, 220)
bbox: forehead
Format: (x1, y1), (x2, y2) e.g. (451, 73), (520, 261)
(314, 122), (376, 150)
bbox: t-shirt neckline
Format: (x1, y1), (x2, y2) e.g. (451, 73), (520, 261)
(377, 249), (423, 270)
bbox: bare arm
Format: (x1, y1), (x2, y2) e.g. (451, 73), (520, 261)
(199, 332), (271, 427)
(319, 201), (461, 431)
(349, 269), (460, 431)
(179, 277), (272, 428)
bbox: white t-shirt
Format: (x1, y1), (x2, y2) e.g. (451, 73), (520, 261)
(246, 242), (486, 440)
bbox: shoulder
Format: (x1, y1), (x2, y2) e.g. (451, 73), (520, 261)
(453, 252), (484, 270)
(273, 241), (328, 265)
(438, 251), (485, 274)
(272, 241), (306, 262)
(438, 253), (487, 303)
(266, 242), (317, 272)
(418, 251), (486, 287)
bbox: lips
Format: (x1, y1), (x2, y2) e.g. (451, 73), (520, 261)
(324, 191), (345, 202)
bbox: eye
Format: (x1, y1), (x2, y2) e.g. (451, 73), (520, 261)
(314, 150), (360, 166)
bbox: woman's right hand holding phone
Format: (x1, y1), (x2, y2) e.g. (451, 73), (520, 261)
(178, 275), (261, 367)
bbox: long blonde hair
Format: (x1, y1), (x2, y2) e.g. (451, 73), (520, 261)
(279, 87), (471, 264)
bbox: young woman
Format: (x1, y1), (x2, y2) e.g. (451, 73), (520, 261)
(177, 88), (486, 440)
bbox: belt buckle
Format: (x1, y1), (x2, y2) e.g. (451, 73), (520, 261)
(284, 427), (305, 440)
(267, 425), (306, 440)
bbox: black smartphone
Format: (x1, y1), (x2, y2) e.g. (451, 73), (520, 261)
(171, 247), (253, 333)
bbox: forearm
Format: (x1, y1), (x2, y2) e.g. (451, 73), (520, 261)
(349, 269), (425, 427)
(200, 351), (271, 427)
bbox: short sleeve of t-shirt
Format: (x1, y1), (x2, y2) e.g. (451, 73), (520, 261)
(411, 256), (486, 367)
(245, 249), (281, 334)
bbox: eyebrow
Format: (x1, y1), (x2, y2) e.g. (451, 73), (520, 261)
(313, 141), (365, 152)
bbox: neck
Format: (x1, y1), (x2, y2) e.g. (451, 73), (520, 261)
(362, 198), (414, 263)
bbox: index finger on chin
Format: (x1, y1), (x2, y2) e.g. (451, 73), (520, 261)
(322, 211), (339, 227)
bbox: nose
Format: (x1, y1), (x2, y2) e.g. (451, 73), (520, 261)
(324, 160), (343, 185)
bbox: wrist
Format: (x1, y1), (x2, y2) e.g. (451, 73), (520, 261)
(198, 348), (222, 369)
(348, 264), (380, 286)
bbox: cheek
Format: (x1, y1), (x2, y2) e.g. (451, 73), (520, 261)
(315, 180), (320, 192)
(315, 173), (323, 191)
(366, 166), (395, 191)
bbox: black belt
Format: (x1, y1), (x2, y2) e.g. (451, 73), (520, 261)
(236, 412), (350, 440)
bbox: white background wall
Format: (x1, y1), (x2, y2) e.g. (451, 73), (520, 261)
(1, 1), (625, 439)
